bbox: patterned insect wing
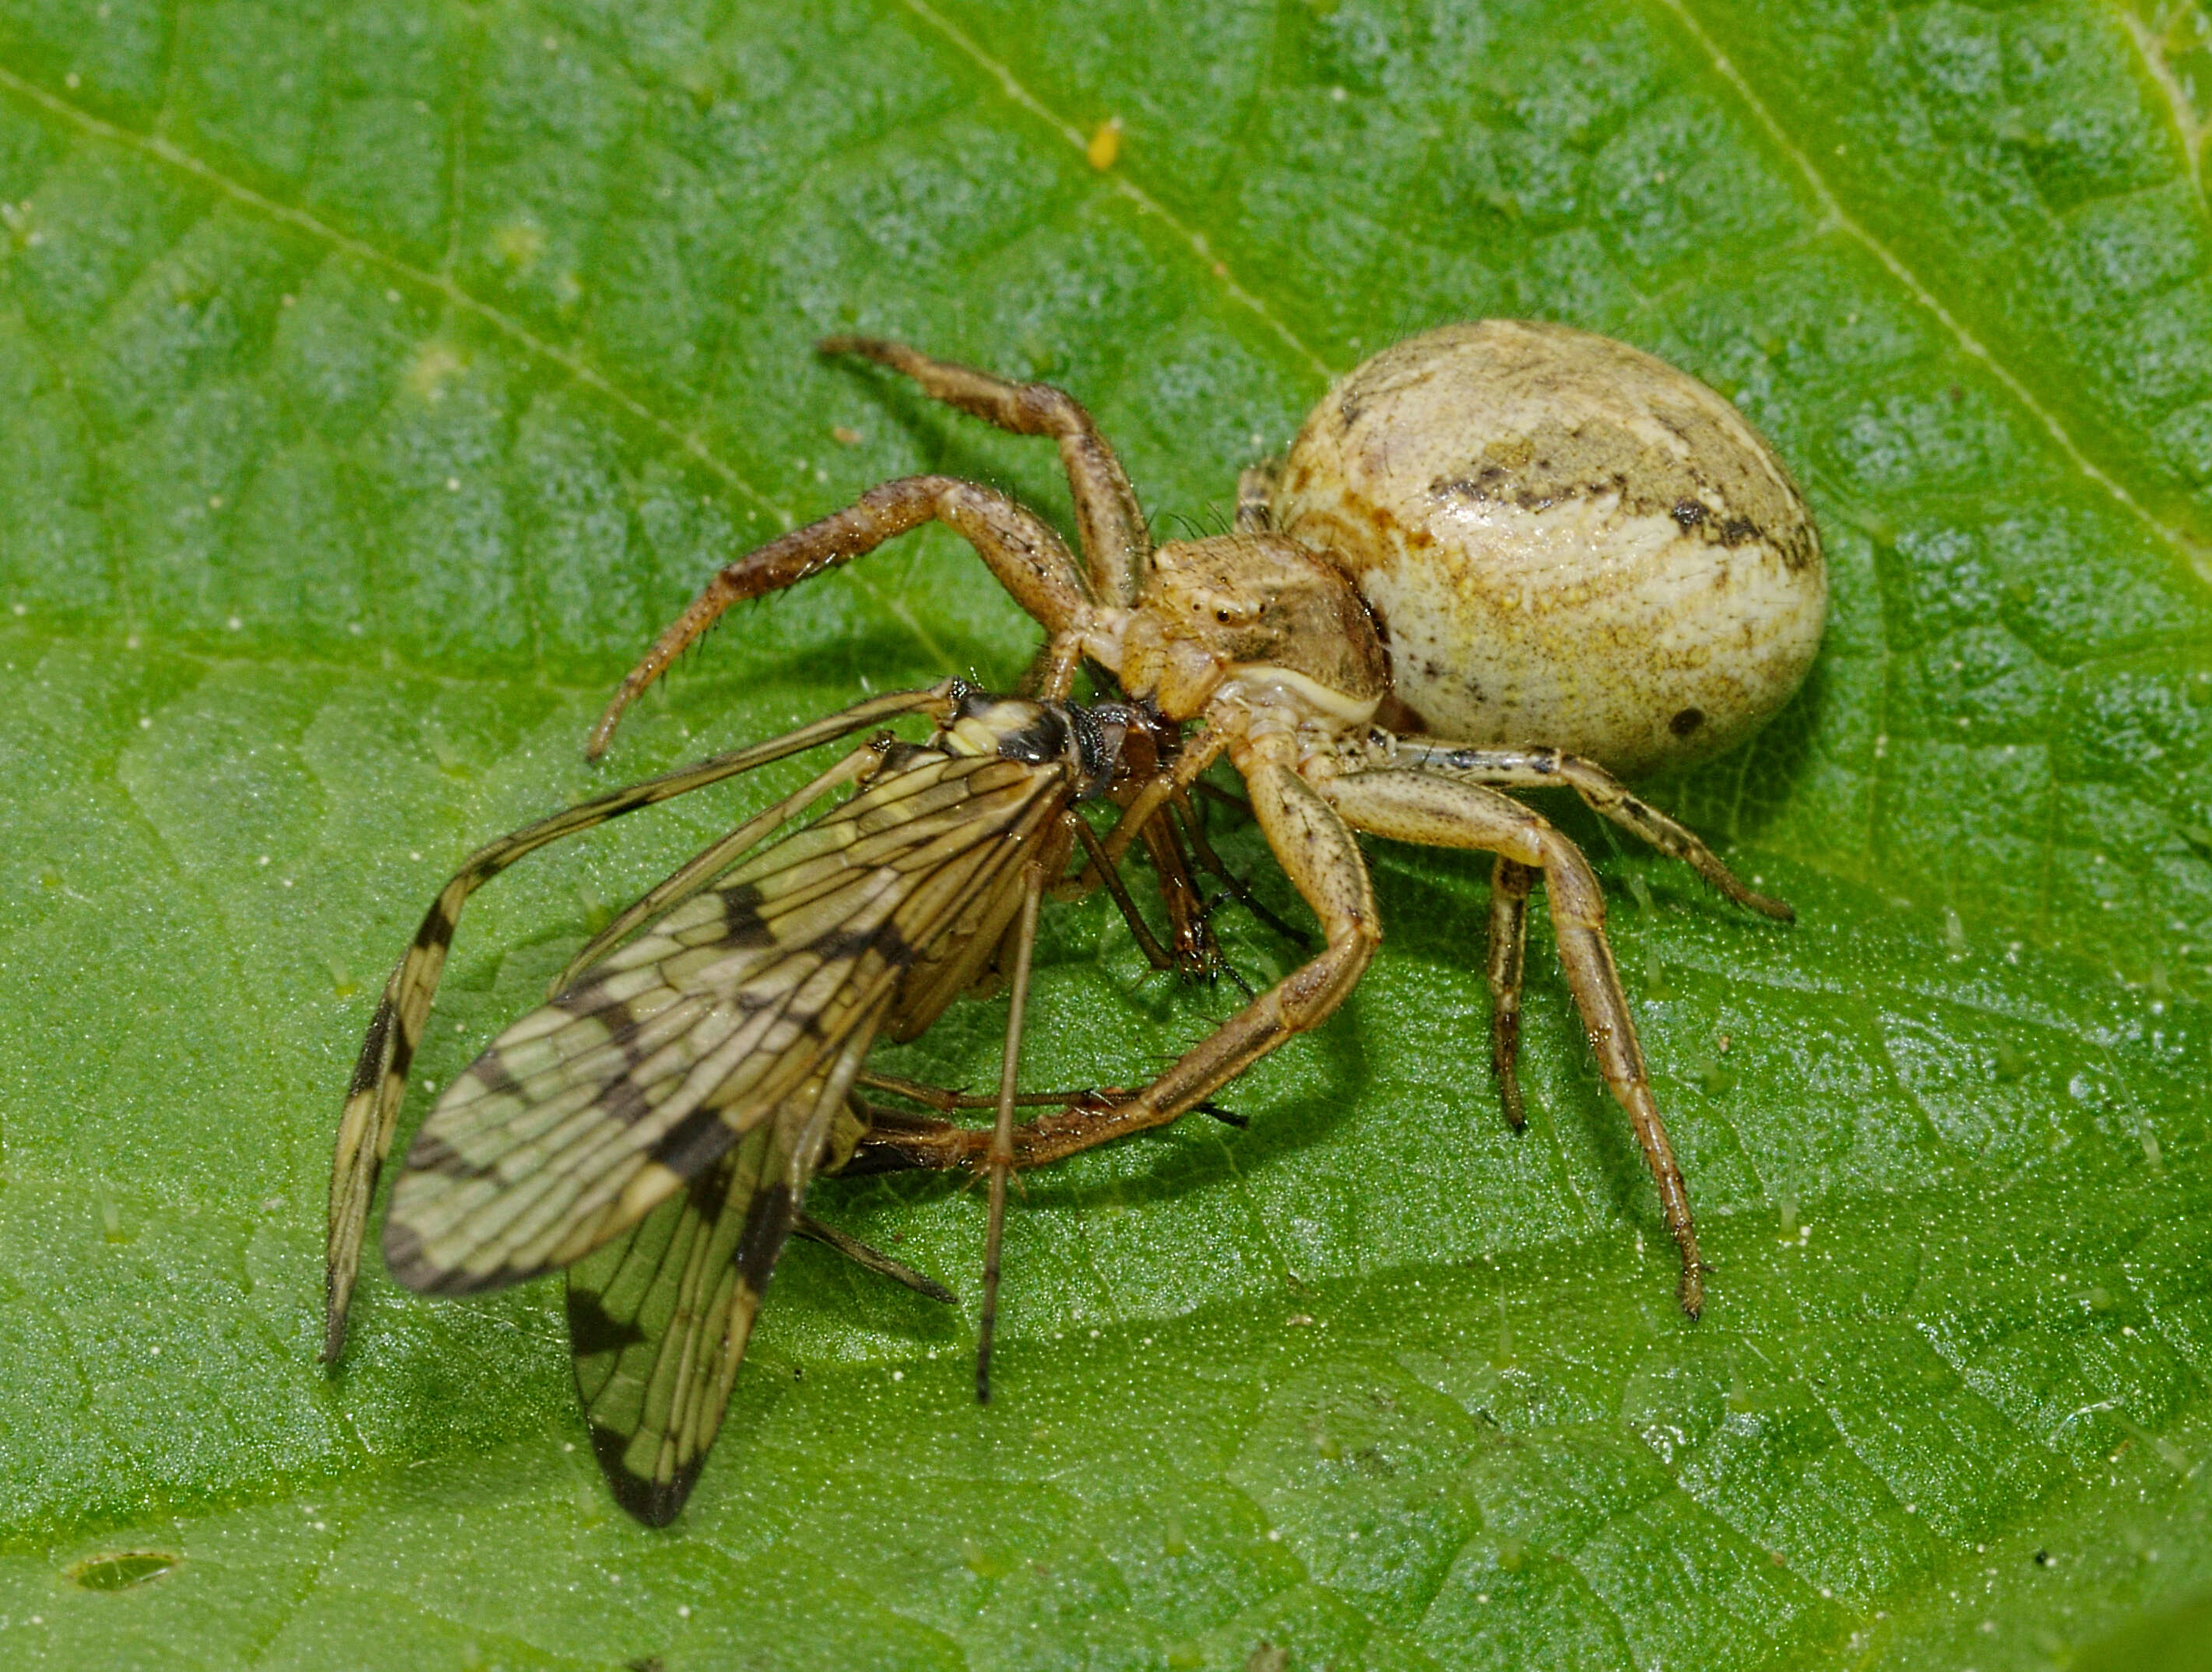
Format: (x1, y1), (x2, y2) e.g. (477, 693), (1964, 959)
(323, 684), (963, 1363)
(381, 734), (1080, 1297)
(343, 692), (1131, 1524)
(565, 1044), (863, 1525)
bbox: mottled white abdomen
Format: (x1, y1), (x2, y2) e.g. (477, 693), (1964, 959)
(1271, 320), (1826, 776)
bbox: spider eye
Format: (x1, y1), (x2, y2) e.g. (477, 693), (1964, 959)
(1215, 608), (1233, 624)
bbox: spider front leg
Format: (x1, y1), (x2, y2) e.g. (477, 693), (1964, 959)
(589, 475), (1092, 759)
(821, 336), (1152, 607)
(1320, 768), (1706, 1318)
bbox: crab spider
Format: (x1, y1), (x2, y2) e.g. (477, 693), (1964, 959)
(588, 326), (1825, 1315)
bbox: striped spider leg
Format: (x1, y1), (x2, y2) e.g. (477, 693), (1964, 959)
(585, 338), (1151, 764)
(1370, 738), (1791, 1132)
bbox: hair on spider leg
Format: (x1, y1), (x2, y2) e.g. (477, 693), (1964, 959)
(1156, 504), (1236, 542)
(1149, 503), (1241, 544)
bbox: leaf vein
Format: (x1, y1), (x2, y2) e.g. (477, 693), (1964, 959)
(2118, 3), (2212, 210)
(884, 0), (1333, 383)
(0, 64), (791, 526)
(1653, 0), (2211, 578)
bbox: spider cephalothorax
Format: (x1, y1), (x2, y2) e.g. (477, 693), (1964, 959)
(1112, 533), (1393, 724)
(582, 325), (1826, 1318)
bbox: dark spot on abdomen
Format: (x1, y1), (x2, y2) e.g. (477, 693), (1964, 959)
(1671, 500), (1706, 527)
(1669, 707), (1706, 737)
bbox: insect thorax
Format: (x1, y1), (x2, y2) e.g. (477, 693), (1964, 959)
(943, 694), (1131, 797)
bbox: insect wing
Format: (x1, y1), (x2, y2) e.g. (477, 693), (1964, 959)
(382, 747), (1071, 1296)
(565, 1057), (849, 1526)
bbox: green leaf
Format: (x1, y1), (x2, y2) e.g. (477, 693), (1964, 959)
(1, 0), (2209, 1665)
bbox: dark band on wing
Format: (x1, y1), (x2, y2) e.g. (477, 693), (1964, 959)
(648, 1101), (740, 1176)
(590, 1422), (701, 1529)
(405, 1131), (469, 1175)
(566, 1290), (648, 1357)
(386, 1020), (418, 1082)
(346, 1002), (395, 1097)
(410, 898), (459, 952)
(600, 1077), (655, 1129)
(711, 882), (772, 943)
(470, 1055), (524, 1098)
(378, 1216), (438, 1290)
(811, 917), (918, 970)
(736, 1183), (797, 1291)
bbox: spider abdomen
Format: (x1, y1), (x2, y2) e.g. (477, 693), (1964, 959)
(1271, 320), (1826, 776)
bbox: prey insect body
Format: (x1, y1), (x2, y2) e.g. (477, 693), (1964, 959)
(325, 682), (1161, 1522)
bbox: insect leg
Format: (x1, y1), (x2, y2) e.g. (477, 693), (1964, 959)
(1486, 855), (1535, 1133)
(793, 1215), (958, 1305)
(1191, 780), (1253, 818)
(1386, 740), (1792, 920)
(1173, 790), (1312, 951)
(324, 683), (958, 1362)
(1056, 714), (1227, 980)
(1321, 769), (1706, 1318)
(1069, 813), (1180, 972)
(977, 862), (1047, 1404)
(1097, 725), (1232, 868)
(589, 476), (1093, 759)
(1128, 797), (1228, 979)
(820, 336), (1152, 607)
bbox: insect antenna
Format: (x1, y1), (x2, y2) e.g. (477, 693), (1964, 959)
(1191, 893), (1257, 999)
(1190, 780), (1252, 818)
